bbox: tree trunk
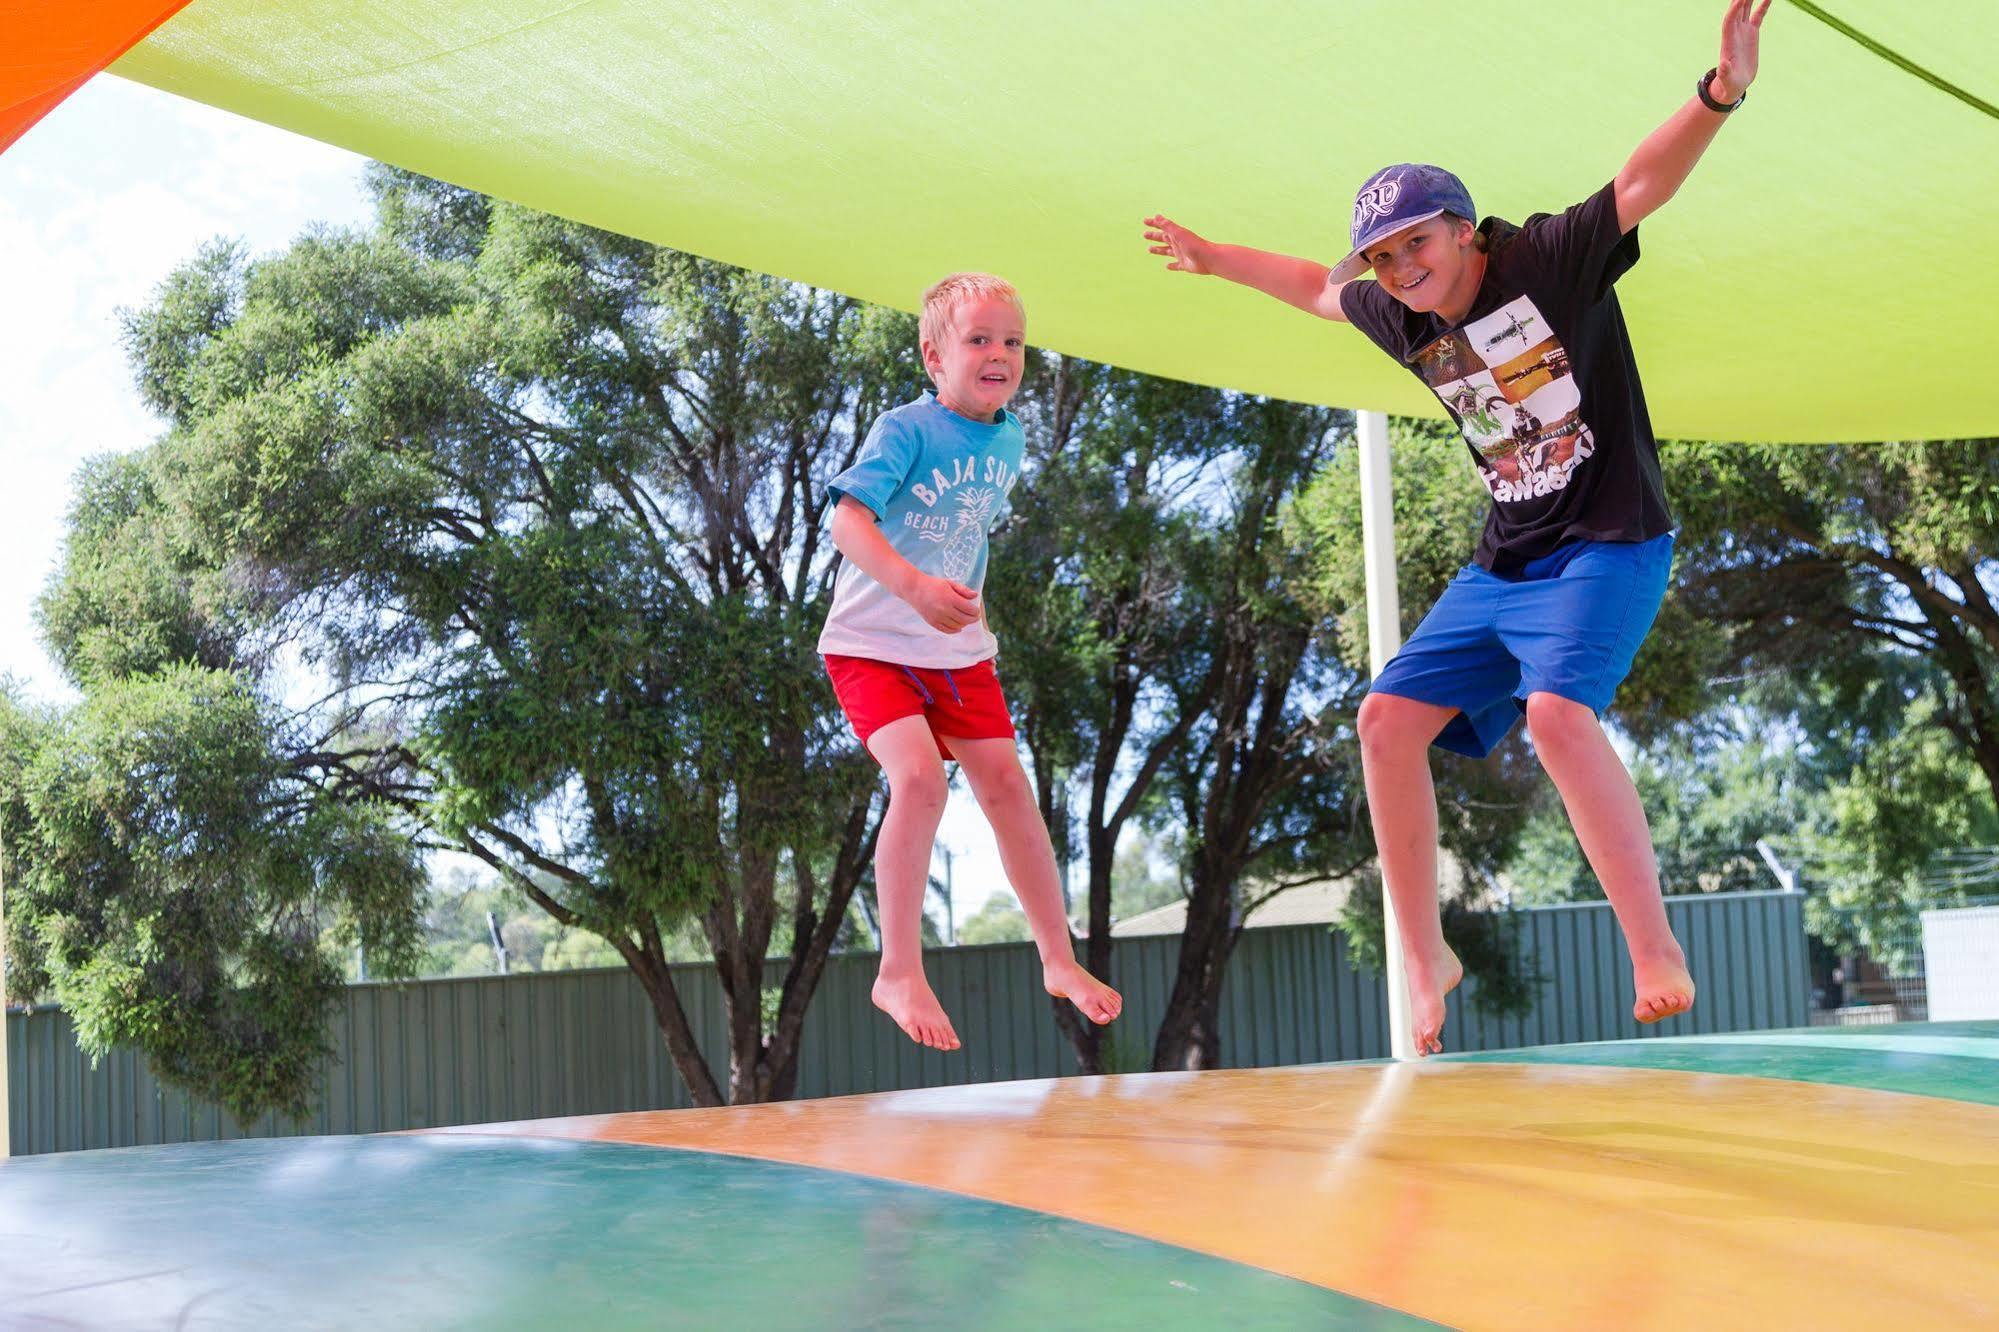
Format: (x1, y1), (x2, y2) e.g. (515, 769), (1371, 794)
(1035, 757), (1074, 914)
(1061, 822), (1121, 1074)
(630, 951), (725, 1107)
(1901, 565), (1999, 810)
(1152, 867), (1239, 1071)
(762, 817), (873, 1104)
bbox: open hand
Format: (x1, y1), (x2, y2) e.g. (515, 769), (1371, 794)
(910, 575), (981, 633)
(1143, 214), (1213, 275)
(1715, 0), (1772, 101)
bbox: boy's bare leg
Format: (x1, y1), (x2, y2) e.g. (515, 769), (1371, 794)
(1524, 692), (1695, 1023)
(1357, 692), (1464, 1055)
(866, 716), (961, 1050)
(942, 736), (1122, 1025)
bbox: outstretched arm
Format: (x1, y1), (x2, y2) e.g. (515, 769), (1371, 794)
(1142, 215), (1351, 322)
(1613, 0), (1772, 234)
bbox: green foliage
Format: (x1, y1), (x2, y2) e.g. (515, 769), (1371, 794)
(1666, 439), (1999, 796)
(28, 166), (913, 1110)
(1091, 1030), (1153, 1075)
(367, 162), (492, 262)
(410, 866), (689, 978)
(1333, 875), (1543, 1018)
(1639, 440), (1999, 947)
(1507, 722), (1818, 906)
(1111, 826), (1183, 921)
(0, 685), (57, 997)
(955, 893), (1033, 946)
(1795, 691), (1999, 956)
(2, 667), (425, 1120)
(1288, 418), (1485, 677)
(1442, 901), (1545, 1018)
(36, 451), (226, 687)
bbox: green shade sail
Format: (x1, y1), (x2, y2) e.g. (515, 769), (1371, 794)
(109, 1), (1998, 442)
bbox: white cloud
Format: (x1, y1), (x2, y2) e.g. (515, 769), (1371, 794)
(0, 76), (371, 703)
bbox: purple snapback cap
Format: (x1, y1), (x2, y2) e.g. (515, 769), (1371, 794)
(1328, 163), (1476, 284)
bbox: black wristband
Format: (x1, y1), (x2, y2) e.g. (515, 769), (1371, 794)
(1698, 67), (1746, 113)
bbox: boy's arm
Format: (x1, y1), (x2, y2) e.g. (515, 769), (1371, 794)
(1143, 215), (1352, 323)
(830, 496), (982, 633)
(1613, 0), (1771, 234)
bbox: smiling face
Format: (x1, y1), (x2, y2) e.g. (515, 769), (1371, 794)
(1365, 214), (1483, 320)
(922, 293), (1026, 423)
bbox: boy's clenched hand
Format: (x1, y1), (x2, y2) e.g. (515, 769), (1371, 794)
(907, 574), (982, 634)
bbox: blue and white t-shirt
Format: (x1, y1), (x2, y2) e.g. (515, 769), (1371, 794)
(817, 392), (1024, 669)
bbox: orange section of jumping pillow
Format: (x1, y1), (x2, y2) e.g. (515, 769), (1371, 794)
(442, 1060), (1999, 1330)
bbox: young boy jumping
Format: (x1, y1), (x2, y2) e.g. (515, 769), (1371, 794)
(1143, 0), (1771, 1053)
(820, 272), (1123, 1051)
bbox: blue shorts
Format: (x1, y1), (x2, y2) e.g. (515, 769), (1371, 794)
(1369, 533), (1674, 759)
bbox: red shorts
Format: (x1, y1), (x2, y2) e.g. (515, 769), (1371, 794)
(823, 655), (1016, 757)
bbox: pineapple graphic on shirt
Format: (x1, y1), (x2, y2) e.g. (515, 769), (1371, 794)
(926, 484), (1000, 581)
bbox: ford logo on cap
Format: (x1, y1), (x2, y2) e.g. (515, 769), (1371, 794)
(1330, 164), (1476, 284)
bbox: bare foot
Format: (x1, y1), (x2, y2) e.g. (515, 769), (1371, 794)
(872, 970), (961, 1050)
(1405, 946), (1464, 1057)
(1043, 958), (1122, 1025)
(1633, 951), (1696, 1024)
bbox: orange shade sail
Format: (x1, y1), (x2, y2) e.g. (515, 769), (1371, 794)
(0, 2), (195, 154)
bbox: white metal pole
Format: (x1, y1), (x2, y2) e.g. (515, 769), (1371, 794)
(1356, 410), (1415, 1061)
(1, 824), (10, 1159)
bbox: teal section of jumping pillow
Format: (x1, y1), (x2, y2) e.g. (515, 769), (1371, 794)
(1448, 1021), (1999, 1106)
(0, 1134), (1439, 1329)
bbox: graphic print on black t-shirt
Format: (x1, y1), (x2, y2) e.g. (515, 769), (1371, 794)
(1413, 294), (1594, 506)
(1336, 182), (1675, 573)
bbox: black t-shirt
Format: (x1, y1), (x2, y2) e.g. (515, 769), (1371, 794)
(1339, 181), (1674, 574)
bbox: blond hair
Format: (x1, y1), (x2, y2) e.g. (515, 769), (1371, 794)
(1441, 212), (1489, 254)
(919, 272), (1025, 351)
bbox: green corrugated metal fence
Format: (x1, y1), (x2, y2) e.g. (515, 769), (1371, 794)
(6, 888), (1808, 1155)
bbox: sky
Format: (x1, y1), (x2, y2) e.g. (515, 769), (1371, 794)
(2, 76), (371, 702)
(1, 75), (1007, 928)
